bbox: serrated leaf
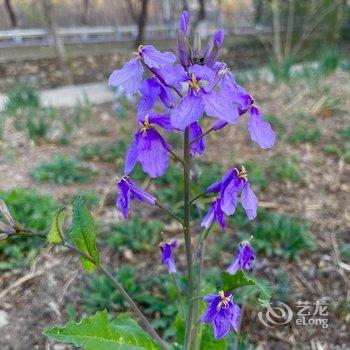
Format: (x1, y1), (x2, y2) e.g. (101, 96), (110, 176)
(222, 271), (255, 291)
(246, 275), (273, 305)
(47, 207), (67, 244)
(69, 196), (100, 271)
(43, 310), (162, 350)
(222, 271), (273, 307)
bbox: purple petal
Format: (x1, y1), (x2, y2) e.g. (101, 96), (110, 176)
(212, 120), (228, 131)
(241, 182), (257, 220)
(148, 113), (176, 131)
(125, 178), (156, 205)
(220, 178), (241, 216)
(140, 45), (176, 69)
(227, 258), (240, 275)
(137, 78), (161, 119)
(117, 180), (130, 219)
(213, 312), (231, 340)
(204, 91), (240, 125)
(137, 128), (171, 178)
(171, 93), (204, 130)
(160, 240), (177, 274)
(109, 57), (143, 94)
(207, 181), (222, 193)
(203, 294), (219, 303)
(179, 10), (190, 35)
(124, 135), (139, 175)
(189, 122), (206, 156)
(220, 72), (253, 111)
(229, 304), (241, 332)
(202, 300), (219, 323)
(201, 203), (215, 229)
(159, 85), (175, 109)
(189, 64), (216, 82)
(247, 106), (276, 149)
(152, 64), (186, 90)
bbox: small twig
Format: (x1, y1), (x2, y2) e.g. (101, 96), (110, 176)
(0, 266), (47, 300)
(95, 175), (118, 215)
(331, 228), (350, 289)
(189, 191), (208, 206)
(189, 127), (213, 145)
(169, 150), (185, 165)
(155, 202), (183, 226)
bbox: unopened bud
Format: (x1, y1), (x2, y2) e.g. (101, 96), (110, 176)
(0, 221), (15, 235)
(0, 199), (14, 226)
(0, 233), (9, 240)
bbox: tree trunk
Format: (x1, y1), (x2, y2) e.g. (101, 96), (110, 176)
(41, 0), (73, 85)
(271, 0), (283, 63)
(125, 0), (138, 22)
(4, 0), (17, 27)
(135, 0), (149, 48)
(81, 0), (89, 25)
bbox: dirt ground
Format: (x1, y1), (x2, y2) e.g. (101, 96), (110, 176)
(0, 70), (349, 349)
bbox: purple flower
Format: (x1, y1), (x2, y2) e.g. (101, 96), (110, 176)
(117, 176), (156, 219)
(207, 166), (258, 220)
(139, 45), (176, 69)
(189, 122), (205, 156)
(201, 198), (226, 230)
(201, 291), (241, 339)
(227, 241), (255, 274)
(160, 240), (177, 274)
(109, 57), (143, 94)
(170, 65), (242, 130)
(137, 78), (175, 119)
(124, 115), (173, 178)
(247, 106), (276, 149)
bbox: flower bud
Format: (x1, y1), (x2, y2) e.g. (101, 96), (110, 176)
(0, 221), (15, 235)
(177, 30), (191, 69)
(0, 199), (14, 226)
(0, 233), (9, 241)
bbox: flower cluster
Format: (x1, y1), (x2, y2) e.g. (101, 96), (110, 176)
(110, 10), (275, 342)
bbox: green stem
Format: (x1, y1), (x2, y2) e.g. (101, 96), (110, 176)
(189, 191), (208, 206)
(189, 127), (214, 145)
(169, 150), (185, 165)
(64, 242), (169, 350)
(192, 238), (206, 350)
(155, 202), (183, 226)
(172, 274), (187, 324)
(183, 127), (195, 350)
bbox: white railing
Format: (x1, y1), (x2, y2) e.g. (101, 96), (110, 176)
(0, 24), (273, 48)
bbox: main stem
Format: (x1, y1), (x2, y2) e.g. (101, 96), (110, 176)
(183, 127), (195, 350)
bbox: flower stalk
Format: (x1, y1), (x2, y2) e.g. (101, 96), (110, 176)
(183, 126), (195, 350)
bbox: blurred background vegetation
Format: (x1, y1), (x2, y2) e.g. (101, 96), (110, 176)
(0, 0), (349, 349)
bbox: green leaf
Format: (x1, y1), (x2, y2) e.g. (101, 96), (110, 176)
(245, 275), (273, 305)
(43, 310), (162, 350)
(200, 324), (227, 350)
(69, 196), (100, 271)
(222, 271), (273, 306)
(222, 271), (255, 291)
(47, 207), (67, 244)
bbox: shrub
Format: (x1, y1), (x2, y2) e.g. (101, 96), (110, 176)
(271, 158), (302, 183)
(289, 124), (321, 144)
(80, 140), (127, 163)
(106, 218), (164, 252)
(0, 188), (59, 269)
(31, 155), (96, 184)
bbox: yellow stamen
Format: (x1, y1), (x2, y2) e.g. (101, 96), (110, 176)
(217, 290), (232, 311)
(238, 165), (248, 181)
(189, 74), (201, 91)
(139, 115), (155, 134)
